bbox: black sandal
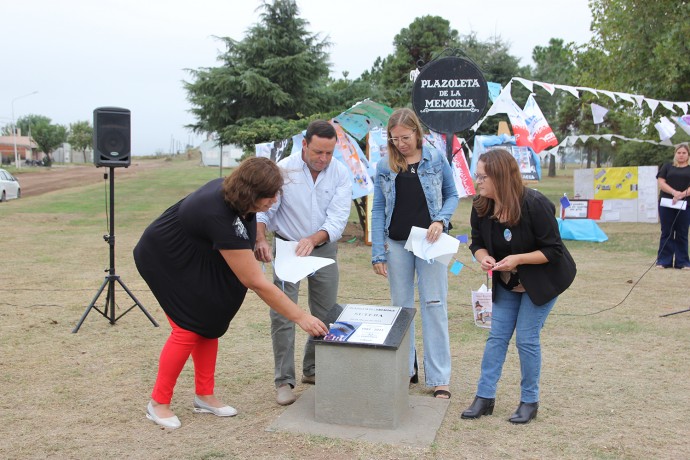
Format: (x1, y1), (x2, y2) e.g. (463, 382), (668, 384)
(433, 389), (451, 399)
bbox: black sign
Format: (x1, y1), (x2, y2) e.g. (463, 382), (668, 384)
(412, 56), (488, 134)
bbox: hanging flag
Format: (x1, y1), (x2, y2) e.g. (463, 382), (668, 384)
(425, 132), (476, 198)
(534, 81), (556, 95)
(523, 94), (558, 153)
(646, 99), (660, 115)
(487, 82), (502, 102)
(654, 116), (676, 141)
(591, 103), (609, 124)
(673, 115), (690, 136)
(332, 123), (374, 199)
(660, 101), (677, 113)
(560, 194), (571, 209)
(449, 260), (464, 275)
(513, 77), (534, 92)
(255, 138), (290, 162)
(505, 100), (531, 148)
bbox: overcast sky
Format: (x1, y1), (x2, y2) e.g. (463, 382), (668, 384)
(1, 0), (593, 155)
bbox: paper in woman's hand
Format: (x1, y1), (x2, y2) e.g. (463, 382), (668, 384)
(274, 239), (335, 283)
(660, 197), (687, 210)
(403, 226), (460, 265)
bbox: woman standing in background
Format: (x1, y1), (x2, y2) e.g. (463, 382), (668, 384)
(656, 143), (690, 269)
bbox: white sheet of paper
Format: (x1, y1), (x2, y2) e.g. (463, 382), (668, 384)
(660, 197), (688, 210)
(274, 239), (335, 283)
(403, 226), (460, 266)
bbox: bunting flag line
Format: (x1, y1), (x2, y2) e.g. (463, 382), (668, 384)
(477, 76), (690, 146)
(543, 134), (674, 156)
(507, 77), (689, 114)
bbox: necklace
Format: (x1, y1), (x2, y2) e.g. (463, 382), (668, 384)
(409, 162), (419, 174)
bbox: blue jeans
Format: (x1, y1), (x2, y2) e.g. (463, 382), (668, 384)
(386, 239), (451, 387)
(476, 284), (557, 403)
(657, 205), (690, 268)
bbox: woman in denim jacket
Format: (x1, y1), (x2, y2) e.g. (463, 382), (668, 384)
(371, 108), (459, 398)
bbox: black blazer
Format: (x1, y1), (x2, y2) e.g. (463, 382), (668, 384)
(469, 188), (577, 306)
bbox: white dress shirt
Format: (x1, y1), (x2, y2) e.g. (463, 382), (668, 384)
(257, 152), (352, 242)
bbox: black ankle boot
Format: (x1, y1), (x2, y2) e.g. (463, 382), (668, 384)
(461, 396), (495, 419)
(509, 402), (538, 424)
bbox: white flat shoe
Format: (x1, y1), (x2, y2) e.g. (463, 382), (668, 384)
(146, 401), (181, 429)
(193, 396), (238, 417)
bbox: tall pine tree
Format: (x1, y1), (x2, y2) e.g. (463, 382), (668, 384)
(184, 0), (331, 140)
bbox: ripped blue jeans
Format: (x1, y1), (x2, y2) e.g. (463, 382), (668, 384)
(386, 238), (451, 387)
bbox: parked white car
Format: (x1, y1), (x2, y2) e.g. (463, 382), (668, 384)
(0, 168), (21, 202)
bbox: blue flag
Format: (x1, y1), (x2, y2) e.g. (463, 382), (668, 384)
(560, 195), (571, 209)
(456, 234), (469, 244)
(449, 261), (464, 275)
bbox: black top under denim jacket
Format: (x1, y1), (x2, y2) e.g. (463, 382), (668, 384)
(469, 188), (577, 306)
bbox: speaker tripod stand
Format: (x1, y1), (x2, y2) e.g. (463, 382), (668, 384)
(72, 167), (158, 333)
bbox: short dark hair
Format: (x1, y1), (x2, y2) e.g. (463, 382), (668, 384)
(305, 120), (336, 143)
(222, 157), (283, 215)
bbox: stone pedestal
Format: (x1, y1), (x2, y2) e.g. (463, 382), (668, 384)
(313, 307), (414, 429)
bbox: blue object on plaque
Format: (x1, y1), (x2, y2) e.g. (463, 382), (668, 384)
(556, 218), (608, 242)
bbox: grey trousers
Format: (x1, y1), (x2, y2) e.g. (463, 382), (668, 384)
(270, 241), (340, 388)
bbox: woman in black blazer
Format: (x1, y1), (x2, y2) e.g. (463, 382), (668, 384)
(461, 148), (576, 424)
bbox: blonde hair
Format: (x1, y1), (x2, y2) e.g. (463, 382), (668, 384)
(386, 108), (424, 173)
(673, 143), (690, 167)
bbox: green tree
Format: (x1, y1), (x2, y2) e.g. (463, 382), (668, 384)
(462, 33), (530, 140)
(68, 121), (93, 163)
(31, 118), (67, 164)
(588, 0), (690, 101)
(377, 16), (461, 107)
(461, 33), (528, 87)
(184, 0), (331, 143)
(16, 114), (51, 138)
(567, 1), (690, 166)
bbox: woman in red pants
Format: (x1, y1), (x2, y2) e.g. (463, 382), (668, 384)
(134, 157), (327, 429)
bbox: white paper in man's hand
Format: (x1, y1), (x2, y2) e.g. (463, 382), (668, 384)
(274, 239), (335, 283)
(403, 226), (460, 266)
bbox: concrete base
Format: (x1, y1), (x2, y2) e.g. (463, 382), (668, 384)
(315, 328), (410, 429)
(267, 387), (450, 448)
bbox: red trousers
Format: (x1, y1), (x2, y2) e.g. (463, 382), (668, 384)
(151, 316), (218, 404)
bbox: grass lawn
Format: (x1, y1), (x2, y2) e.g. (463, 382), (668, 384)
(0, 157), (688, 459)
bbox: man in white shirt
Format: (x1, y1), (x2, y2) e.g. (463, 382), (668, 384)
(255, 120), (352, 406)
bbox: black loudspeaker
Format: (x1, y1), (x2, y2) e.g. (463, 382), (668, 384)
(93, 107), (131, 167)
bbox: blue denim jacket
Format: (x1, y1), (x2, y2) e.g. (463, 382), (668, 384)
(371, 145), (459, 264)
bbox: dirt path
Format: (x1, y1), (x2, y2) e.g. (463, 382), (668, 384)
(15, 159), (167, 198)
